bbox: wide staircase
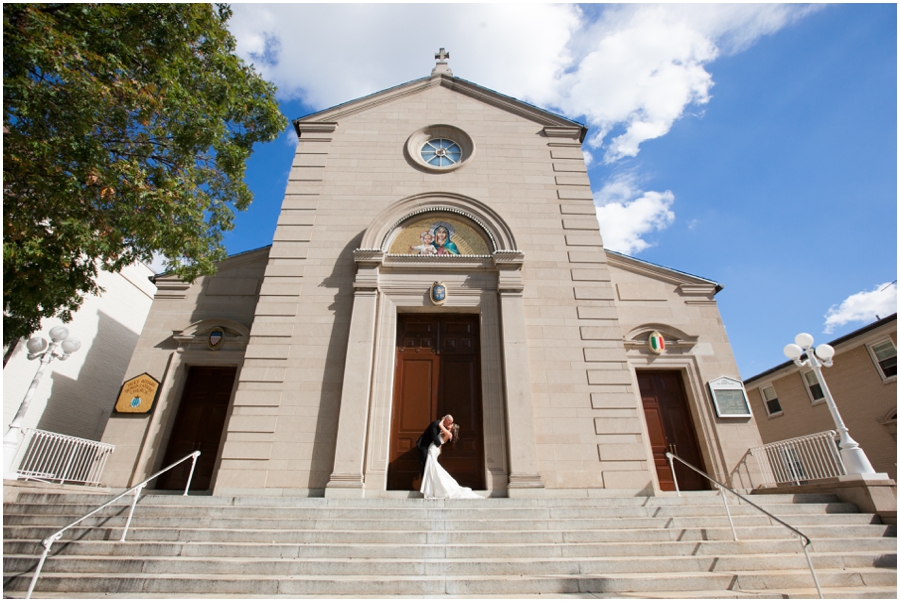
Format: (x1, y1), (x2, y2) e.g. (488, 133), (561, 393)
(3, 489), (896, 598)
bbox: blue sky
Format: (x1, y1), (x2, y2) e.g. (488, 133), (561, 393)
(219, 3), (897, 379)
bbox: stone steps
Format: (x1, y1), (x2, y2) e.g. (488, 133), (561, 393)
(6, 522), (895, 546)
(4, 550), (895, 575)
(5, 537), (896, 558)
(3, 489), (895, 598)
(3, 568), (896, 596)
(4, 512), (878, 531)
(3, 500), (863, 517)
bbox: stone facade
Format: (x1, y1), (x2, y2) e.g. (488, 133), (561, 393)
(744, 315), (897, 480)
(100, 70), (765, 497)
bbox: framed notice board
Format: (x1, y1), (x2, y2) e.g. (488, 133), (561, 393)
(708, 376), (752, 418)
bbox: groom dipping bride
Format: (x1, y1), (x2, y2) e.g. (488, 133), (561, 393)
(416, 415), (483, 499)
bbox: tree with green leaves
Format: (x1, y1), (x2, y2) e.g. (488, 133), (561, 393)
(3, 3), (287, 347)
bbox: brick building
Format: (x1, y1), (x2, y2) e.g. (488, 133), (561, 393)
(744, 314), (897, 480)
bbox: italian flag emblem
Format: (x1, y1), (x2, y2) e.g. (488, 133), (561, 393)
(649, 331), (665, 354)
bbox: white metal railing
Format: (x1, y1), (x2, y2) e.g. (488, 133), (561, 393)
(13, 428), (115, 487)
(25, 451), (201, 599)
(749, 430), (845, 487)
(666, 452), (823, 599)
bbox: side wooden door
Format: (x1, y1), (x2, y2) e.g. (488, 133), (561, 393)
(156, 366), (236, 492)
(638, 370), (707, 491)
(387, 314), (484, 491)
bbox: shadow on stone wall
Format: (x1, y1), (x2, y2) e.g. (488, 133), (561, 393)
(308, 231), (364, 491)
(37, 310), (140, 441)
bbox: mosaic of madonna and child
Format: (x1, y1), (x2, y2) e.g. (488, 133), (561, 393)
(388, 215), (490, 256)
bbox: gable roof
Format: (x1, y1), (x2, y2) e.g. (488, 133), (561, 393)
(605, 249), (723, 294)
(293, 73), (587, 141)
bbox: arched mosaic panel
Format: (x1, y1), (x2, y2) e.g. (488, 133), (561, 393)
(387, 213), (491, 256)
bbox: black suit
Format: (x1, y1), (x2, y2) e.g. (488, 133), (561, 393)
(416, 419), (444, 474)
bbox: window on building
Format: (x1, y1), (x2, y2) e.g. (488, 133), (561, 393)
(802, 371), (825, 403)
(761, 385), (782, 416)
(868, 339), (897, 380)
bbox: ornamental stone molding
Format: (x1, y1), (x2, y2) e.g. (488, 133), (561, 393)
(173, 319), (250, 352)
(624, 323), (699, 351)
(359, 192), (518, 253)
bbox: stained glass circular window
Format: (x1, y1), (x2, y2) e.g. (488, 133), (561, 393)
(406, 125), (475, 173)
(421, 138), (462, 167)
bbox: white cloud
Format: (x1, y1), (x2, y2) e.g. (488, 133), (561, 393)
(582, 150), (594, 167)
(147, 252), (168, 275)
(553, 4), (817, 162)
(229, 5), (814, 162)
(594, 175), (675, 255)
(285, 127), (298, 148)
(229, 4), (579, 110)
(823, 282), (898, 334)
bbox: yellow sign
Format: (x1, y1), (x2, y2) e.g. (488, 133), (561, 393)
(114, 373), (161, 414)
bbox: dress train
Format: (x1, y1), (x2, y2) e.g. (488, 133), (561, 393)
(420, 442), (483, 500)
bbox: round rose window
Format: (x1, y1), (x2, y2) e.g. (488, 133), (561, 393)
(421, 138), (462, 167)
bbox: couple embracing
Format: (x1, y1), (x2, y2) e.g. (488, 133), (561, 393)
(415, 414), (483, 499)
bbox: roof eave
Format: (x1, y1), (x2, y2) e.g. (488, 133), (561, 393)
(293, 73), (586, 137)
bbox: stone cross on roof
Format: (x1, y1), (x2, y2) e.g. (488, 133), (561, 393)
(431, 47), (453, 77)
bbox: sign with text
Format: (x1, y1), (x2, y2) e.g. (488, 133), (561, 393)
(114, 373), (161, 415)
(708, 376), (752, 418)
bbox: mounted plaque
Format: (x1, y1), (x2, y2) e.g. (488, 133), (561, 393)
(708, 376), (752, 418)
(648, 331), (665, 354)
(114, 373), (161, 415)
(208, 327), (225, 350)
(430, 282), (447, 305)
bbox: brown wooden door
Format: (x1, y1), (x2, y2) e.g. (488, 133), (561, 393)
(387, 314), (484, 491)
(637, 371), (707, 491)
(156, 366), (236, 492)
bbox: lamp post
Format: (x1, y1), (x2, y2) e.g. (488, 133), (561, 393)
(3, 326), (81, 479)
(783, 332), (876, 476)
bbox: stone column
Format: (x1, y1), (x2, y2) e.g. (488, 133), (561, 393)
(325, 251), (382, 497)
(495, 252), (544, 490)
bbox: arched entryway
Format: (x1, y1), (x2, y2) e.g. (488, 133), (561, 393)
(324, 193), (545, 497)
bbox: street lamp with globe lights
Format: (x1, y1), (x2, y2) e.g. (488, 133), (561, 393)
(3, 326), (81, 479)
(783, 332), (876, 476)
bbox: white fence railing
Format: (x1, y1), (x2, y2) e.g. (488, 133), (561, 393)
(12, 428), (114, 487)
(750, 430), (845, 487)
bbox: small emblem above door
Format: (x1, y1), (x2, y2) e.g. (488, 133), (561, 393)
(649, 331), (665, 354)
(430, 282), (447, 305)
(208, 328), (225, 350)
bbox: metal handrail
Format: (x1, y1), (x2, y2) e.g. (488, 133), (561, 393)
(666, 452), (823, 599)
(25, 451), (201, 599)
(15, 428), (115, 487)
(749, 430), (845, 487)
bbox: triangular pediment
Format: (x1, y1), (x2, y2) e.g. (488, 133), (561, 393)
(293, 73), (586, 138)
(606, 250), (722, 297)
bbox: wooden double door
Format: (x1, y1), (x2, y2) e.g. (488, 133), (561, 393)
(156, 366), (236, 492)
(637, 370), (707, 491)
(387, 314), (485, 491)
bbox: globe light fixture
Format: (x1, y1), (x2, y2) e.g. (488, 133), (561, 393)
(783, 332), (876, 476)
(3, 326), (82, 479)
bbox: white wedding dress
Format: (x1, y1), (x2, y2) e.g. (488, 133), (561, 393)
(420, 439), (483, 500)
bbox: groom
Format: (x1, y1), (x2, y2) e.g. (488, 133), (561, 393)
(416, 414), (453, 475)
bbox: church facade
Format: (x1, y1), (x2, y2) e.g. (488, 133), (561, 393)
(100, 56), (765, 498)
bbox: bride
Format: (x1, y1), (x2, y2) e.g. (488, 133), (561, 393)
(420, 416), (483, 500)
